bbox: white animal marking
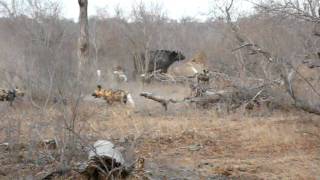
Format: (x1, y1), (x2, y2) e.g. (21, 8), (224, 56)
(113, 71), (128, 82)
(126, 93), (135, 107)
(97, 69), (101, 82)
(191, 66), (198, 73)
(119, 74), (128, 82)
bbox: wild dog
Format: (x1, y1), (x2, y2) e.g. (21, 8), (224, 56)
(92, 85), (135, 107)
(113, 66), (128, 83)
(0, 87), (25, 105)
(196, 69), (210, 85)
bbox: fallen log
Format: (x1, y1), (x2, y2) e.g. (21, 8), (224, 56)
(140, 92), (178, 110)
(140, 83), (275, 111)
(79, 140), (149, 179)
(140, 88), (251, 110)
(79, 140), (129, 179)
(41, 140), (146, 179)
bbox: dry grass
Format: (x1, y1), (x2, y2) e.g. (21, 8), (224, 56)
(0, 84), (319, 179)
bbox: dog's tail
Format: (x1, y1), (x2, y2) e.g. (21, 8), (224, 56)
(126, 93), (135, 107)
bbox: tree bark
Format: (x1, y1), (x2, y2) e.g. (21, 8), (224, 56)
(78, 0), (89, 79)
(140, 92), (175, 110)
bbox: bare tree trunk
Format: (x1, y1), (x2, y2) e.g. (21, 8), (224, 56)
(78, 0), (89, 79)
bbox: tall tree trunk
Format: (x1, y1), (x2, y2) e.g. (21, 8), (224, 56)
(78, 0), (89, 79)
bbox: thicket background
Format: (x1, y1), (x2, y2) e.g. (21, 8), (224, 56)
(0, 0), (318, 99)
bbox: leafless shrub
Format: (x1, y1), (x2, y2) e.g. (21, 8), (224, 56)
(0, 0), (319, 178)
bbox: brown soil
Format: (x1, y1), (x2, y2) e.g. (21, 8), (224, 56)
(0, 84), (319, 179)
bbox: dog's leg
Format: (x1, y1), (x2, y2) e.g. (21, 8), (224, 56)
(126, 93), (135, 107)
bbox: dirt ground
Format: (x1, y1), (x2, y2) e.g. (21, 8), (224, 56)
(0, 83), (319, 179)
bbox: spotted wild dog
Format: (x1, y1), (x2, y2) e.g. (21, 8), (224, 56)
(92, 85), (135, 107)
(196, 69), (210, 85)
(0, 87), (25, 105)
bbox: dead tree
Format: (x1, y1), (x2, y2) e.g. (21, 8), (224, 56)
(78, 0), (89, 79)
(225, 0), (320, 115)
